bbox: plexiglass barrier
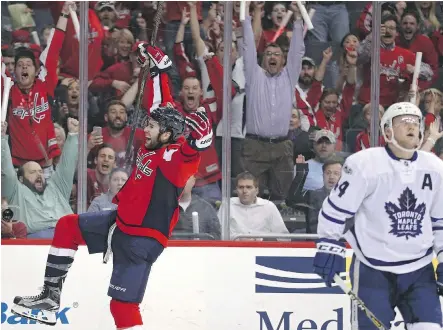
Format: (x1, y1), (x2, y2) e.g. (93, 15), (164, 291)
(1, 1), (442, 241)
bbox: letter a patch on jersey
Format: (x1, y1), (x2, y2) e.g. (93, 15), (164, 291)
(385, 188), (426, 240)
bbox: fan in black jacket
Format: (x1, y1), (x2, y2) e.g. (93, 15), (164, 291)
(286, 155), (344, 233)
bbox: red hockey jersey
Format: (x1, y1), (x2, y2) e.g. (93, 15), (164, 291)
(7, 28), (64, 166)
(355, 130), (385, 151)
(295, 80), (324, 127)
(396, 34), (439, 89)
(101, 126), (145, 168)
(315, 82), (355, 150)
(359, 44), (416, 107)
(113, 136), (200, 246)
(141, 71), (175, 114)
(172, 44), (223, 186)
(50, 2), (104, 80)
(175, 100), (222, 187)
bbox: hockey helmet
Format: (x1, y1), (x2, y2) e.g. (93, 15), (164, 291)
(149, 106), (186, 142)
(380, 102), (424, 152)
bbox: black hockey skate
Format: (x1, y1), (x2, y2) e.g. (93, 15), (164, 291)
(11, 285), (61, 326)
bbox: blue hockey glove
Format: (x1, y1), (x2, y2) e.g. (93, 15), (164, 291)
(437, 264), (443, 296)
(313, 238), (346, 287)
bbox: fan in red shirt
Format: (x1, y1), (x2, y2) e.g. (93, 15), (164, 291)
(431, 28), (443, 62)
(355, 103), (386, 152)
(86, 144), (116, 206)
(89, 41), (142, 100)
(4, 4), (73, 171)
(295, 56), (328, 128)
(396, 11), (439, 89)
(357, 14), (434, 108)
(315, 82), (355, 151)
(12, 42), (214, 329)
(172, 35), (224, 200)
(255, 2), (292, 54)
(87, 101), (145, 169)
(49, 1), (104, 80)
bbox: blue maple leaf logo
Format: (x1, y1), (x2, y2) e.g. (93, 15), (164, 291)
(385, 188), (426, 240)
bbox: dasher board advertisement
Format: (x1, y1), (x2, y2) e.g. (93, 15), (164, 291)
(0, 243), (433, 329)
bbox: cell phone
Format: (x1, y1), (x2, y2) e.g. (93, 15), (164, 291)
(93, 126), (102, 136)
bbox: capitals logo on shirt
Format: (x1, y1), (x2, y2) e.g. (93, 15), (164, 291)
(385, 188), (426, 239)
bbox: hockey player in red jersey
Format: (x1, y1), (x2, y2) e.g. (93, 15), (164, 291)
(11, 46), (213, 329)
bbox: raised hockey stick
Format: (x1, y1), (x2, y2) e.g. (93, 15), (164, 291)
(333, 275), (389, 330)
(124, 1), (165, 167)
(409, 52), (422, 105)
(2, 75), (13, 122)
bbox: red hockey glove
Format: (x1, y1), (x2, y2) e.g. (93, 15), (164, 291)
(137, 43), (172, 72)
(185, 108), (213, 151)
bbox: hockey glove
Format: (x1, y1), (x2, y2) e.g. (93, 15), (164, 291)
(437, 263), (443, 296)
(186, 108), (213, 151)
(137, 43), (172, 72)
(313, 238), (346, 287)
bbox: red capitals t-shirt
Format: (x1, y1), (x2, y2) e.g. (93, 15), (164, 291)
(102, 126), (145, 168)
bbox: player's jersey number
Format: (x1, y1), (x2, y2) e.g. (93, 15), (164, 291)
(335, 181), (349, 198)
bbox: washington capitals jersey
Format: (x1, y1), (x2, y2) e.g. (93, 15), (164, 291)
(318, 147), (443, 274)
(113, 136), (200, 247)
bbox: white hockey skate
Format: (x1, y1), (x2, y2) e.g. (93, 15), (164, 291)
(11, 285), (61, 326)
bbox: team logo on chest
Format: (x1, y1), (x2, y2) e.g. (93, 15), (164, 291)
(385, 188), (426, 239)
(12, 93), (48, 123)
(135, 151), (156, 179)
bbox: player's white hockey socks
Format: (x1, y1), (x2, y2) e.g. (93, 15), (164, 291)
(44, 246), (76, 289)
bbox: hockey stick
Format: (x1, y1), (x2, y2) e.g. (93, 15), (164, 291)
(333, 275), (389, 330)
(2, 75), (13, 122)
(409, 52), (422, 105)
(123, 1), (165, 167)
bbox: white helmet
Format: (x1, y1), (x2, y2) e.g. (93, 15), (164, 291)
(380, 102), (424, 153)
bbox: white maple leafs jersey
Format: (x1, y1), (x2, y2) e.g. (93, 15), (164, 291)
(318, 147), (443, 274)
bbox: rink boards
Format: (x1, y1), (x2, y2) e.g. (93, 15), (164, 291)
(1, 241), (441, 329)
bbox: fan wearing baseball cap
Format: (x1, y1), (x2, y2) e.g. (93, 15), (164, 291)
(299, 129), (337, 192)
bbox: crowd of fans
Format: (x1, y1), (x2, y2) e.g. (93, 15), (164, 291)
(1, 1), (443, 240)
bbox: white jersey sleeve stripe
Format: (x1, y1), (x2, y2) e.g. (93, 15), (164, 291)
(431, 174), (443, 262)
(327, 197), (356, 216)
(321, 210), (346, 225)
(318, 154), (367, 241)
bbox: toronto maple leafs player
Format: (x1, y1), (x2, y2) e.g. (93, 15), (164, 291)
(313, 102), (443, 329)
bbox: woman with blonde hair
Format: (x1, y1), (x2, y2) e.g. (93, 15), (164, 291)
(421, 88), (443, 129)
(102, 28), (135, 70)
(415, 2), (441, 36)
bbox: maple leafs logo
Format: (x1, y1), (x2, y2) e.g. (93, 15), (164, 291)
(385, 188), (426, 240)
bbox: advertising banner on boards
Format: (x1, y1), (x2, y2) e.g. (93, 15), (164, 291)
(1, 245), (431, 329)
